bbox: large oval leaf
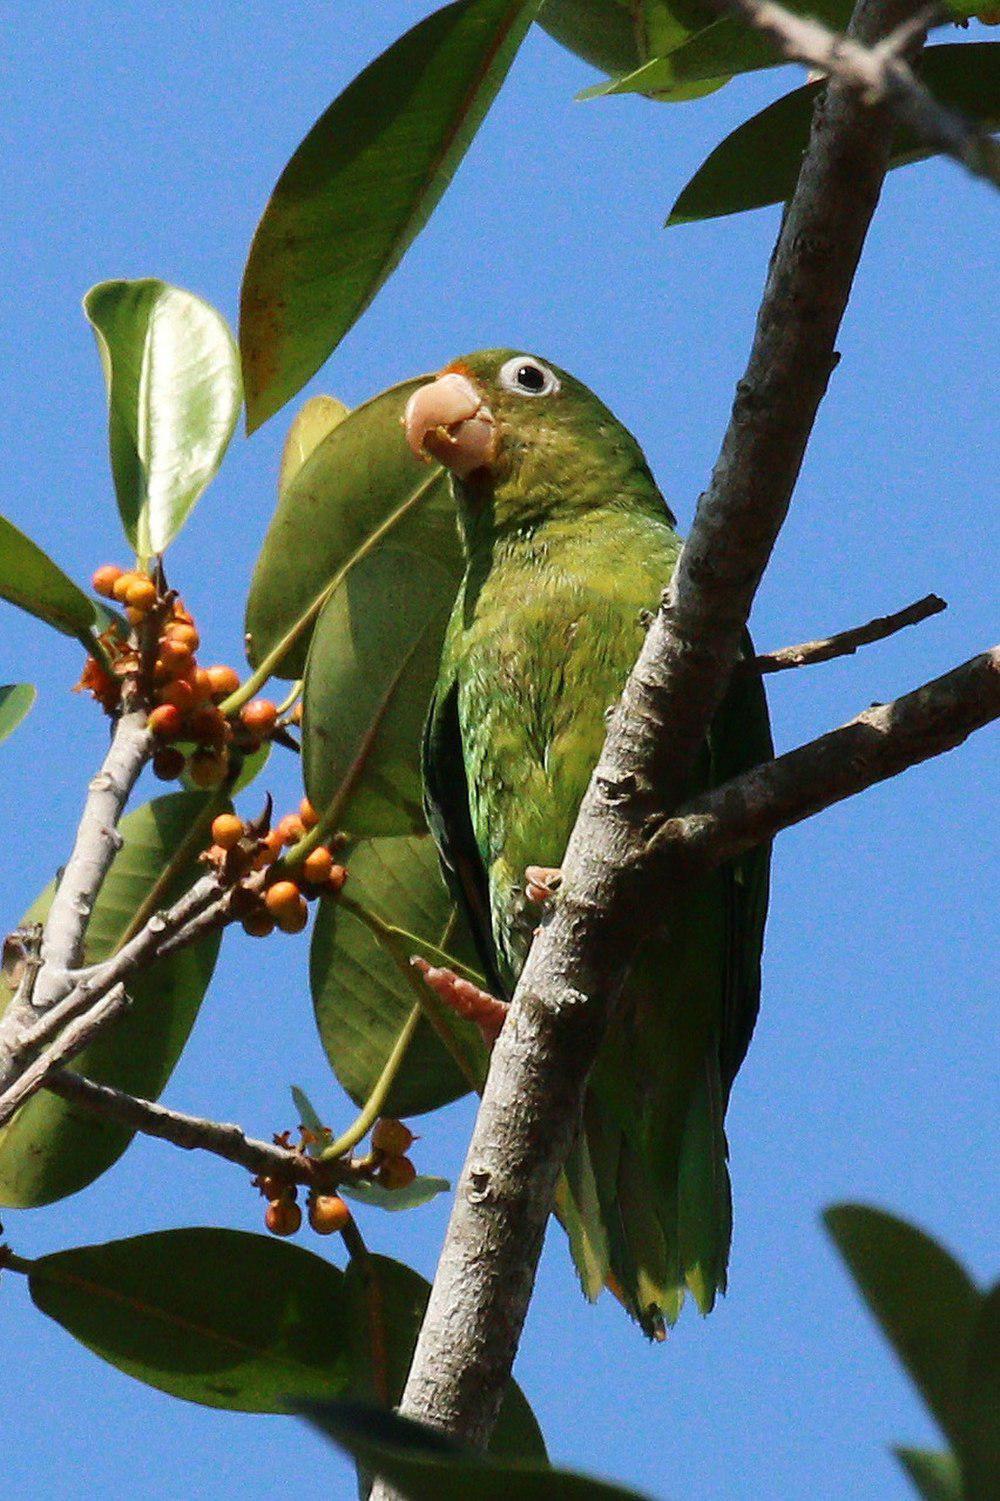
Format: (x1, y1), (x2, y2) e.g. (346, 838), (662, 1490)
(0, 513), (103, 644)
(538, 0), (643, 77)
(84, 279), (242, 559)
(302, 546), (455, 837)
(28, 1229), (352, 1411)
(245, 379), (459, 681)
(668, 43), (1000, 225)
(0, 791), (224, 1206)
(824, 1205), (980, 1456)
(0, 683), (36, 745)
(344, 1254), (546, 1460)
(239, 0), (540, 431)
(310, 835), (486, 1118)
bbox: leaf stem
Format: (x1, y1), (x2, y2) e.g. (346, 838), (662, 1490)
(320, 1003), (422, 1161)
(111, 789), (226, 953)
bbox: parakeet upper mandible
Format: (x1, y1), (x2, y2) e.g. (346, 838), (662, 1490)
(405, 350), (772, 1338)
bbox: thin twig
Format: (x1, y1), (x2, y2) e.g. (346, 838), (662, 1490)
(0, 987), (133, 1127)
(715, 0), (1000, 189)
(753, 592), (946, 673)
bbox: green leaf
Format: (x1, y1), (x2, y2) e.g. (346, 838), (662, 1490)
(0, 513), (104, 644)
(302, 546), (454, 838)
(300, 1399), (655, 1499)
(84, 279), (242, 558)
(668, 43), (1000, 226)
(343, 1255), (546, 1461)
(291, 1083), (328, 1147)
(824, 1205), (980, 1455)
(310, 835), (487, 1118)
(278, 394), (351, 496)
(961, 1283), (1000, 1501)
(28, 1229), (352, 1411)
(0, 791), (223, 1206)
(0, 683), (36, 744)
(338, 1175), (452, 1213)
(245, 378), (459, 682)
(239, 0), (540, 431)
(894, 1448), (964, 1501)
(538, 0), (644, 78)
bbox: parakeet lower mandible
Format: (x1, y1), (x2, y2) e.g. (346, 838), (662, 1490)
(404, 351), (772, 1338)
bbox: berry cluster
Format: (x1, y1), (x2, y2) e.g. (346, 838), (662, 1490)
(255, 1117), (418, 1238)
(205, 803), (346, 938)
(370, 1117), (417, 1189)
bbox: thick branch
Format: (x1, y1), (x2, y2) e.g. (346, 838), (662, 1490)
(385, 0), (931, 1466)
(719, 0), (1000, 190)
(753, 592), (946, 673)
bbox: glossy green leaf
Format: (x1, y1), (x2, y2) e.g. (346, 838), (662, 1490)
(668, 44), (1000, 225)
(0, 513), (104, 644)
(0, 683), (36, 744)
(310, 835), (487, 1118)
(961, 1283), (1000, 1501)
(0, 792), (223, 1206)
(279, 395), (350, 496)
(84, 279), (242, 558)
(338, 1175), (451, 1213)
(29, 1229), (352, 1411)
(239, 0), (540, 431)
(894, 1448), (964, 1501)
(343, 1255), (546, 1461)
(538, 0), (643, 77)
(245, 379), (459, 682)
(824, 1205), (980, 1454)
(301, 1399), (654, 1499)
(302, 546), (454, 838)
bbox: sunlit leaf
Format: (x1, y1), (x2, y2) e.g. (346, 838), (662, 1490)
(278, 395), (350, 496)
(0, 683), (36, 745)
(668, 44), (1000, 225)
(338, 1175), (451, 1213)
(0, 513), (103, 644)
(0, 792), (224, 1206)
(84, 279), (241, 558)
(245, 378), (458, 682)
(239, 0), (541, 430)
(310, 835), (487, 1118)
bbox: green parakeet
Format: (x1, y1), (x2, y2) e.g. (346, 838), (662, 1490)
(404, 350), (772, 1338)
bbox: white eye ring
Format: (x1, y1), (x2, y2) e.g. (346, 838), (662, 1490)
(498, 355), (560, 398)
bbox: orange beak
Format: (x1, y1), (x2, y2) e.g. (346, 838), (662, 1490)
(403, 371), (497, 479)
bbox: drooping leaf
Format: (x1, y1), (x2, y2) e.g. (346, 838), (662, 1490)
(302, 546), (455, 838)
(300, 1399), (654, 1500)
(239, 0), (541, 431)
(310, 835), (487, 1118)
(960, 1283), (1000, 1501)
(824, 1205), (980, 1455)
(338, 1176), (452, 1214)
(668, 43), (1000, 225)
(245, 379), (458, 682)
(343, 1255), (546, 1460)
(0, 683), (36, 744)
(28, 1229), (352, 1411)
(0, 513), (104, 644)
(0, 791), (224, 1206)
(894, 1448), (964, 1501)
(84, 279), (242, 558)
(278, 395), (350, 496)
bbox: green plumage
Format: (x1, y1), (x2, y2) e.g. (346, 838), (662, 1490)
(422, 351), (772, 1336)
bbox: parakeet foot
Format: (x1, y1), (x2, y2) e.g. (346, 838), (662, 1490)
(525, 865), (563, 905)
(410, 956), (508, 1046)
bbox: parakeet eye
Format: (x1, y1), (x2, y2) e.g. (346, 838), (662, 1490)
(498, 356), (560, 398)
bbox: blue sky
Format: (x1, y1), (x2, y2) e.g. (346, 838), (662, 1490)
(2, 4), (996, 1499)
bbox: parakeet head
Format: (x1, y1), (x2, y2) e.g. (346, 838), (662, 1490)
(404, 349), (672, 550)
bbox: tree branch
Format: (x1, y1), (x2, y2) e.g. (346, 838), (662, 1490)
(752, 592), (946, 673)
(717, 0), (1000, 190)
(381, 0), (937, 1467)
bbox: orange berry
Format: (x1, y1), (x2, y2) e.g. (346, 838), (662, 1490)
(326, 864), (348, 895)
(211, 813), (245, 850)
(265, 880), (303, 918)
(92, 564), (124, 597)
(125, 577), (157, 611)
(188, 706), (229, 747)
(158, 677), (195, 712)
(241, 699), (278, 735)
(299, 797), (319, 830)
(148, 703), (184, 740)
(163, 621), (200, 651)
(276, 813), (305, 846)
(171, 600), (194, 625)
(264, 1198), (302, 1236)
(189, 667), (216, 705)
(158, 638), (194, 675)
(241, 907), (276, 938)
(302, 846), (333, 885)
(308, 1194), (351, 1235)
(205, 664), (240, 701)
(111, 571), (138, 602)
(277, 898), (309, 935)
(371, 1119), (415, 1157)
(152, 746), (186, 781)
(377, 1155), (416, 1191)
(188, 747), (229, 787)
